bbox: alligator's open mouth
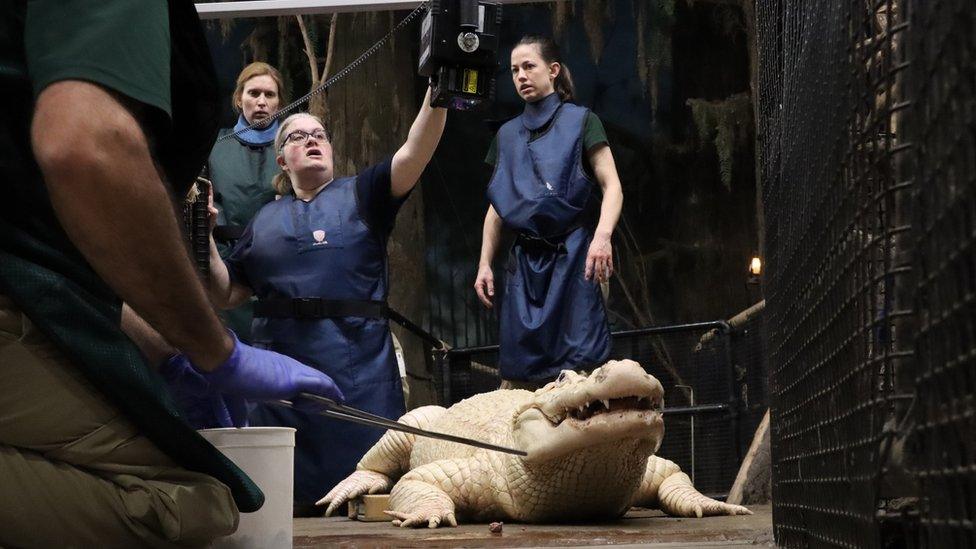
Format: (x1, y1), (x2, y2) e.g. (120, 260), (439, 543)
(565, 395), (662, 422)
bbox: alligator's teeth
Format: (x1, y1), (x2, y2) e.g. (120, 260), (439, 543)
(601, 399), (610, 410)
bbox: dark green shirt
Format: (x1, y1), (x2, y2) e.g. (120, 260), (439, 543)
(1, 1), (171, 265)
(485, 110), (609, 175)
(0, 0), (261, 512)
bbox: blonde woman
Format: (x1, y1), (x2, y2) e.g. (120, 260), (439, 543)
(206, 61), (286, 340)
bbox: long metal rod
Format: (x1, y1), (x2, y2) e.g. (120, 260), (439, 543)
(661, 403), (728, 415)
(274, 394), (526, 456)
(195, 0), (560, 19)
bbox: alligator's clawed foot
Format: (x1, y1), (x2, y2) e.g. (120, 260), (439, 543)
(316, 471), (392, 517)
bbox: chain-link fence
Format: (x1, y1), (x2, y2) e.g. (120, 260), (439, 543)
(907, 0), (976, 546)
(433, 318), (768, 498)
(759, 0), (976, 546)
(758, 0), (914, 546)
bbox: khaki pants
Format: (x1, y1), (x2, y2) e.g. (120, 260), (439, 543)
(0, 296), (238, 548)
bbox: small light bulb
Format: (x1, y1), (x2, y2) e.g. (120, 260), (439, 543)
(749, 256), (762, 276)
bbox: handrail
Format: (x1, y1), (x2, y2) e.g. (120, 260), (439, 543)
(445, 320), (733, 357)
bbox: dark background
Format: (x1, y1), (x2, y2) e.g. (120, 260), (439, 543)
(201, 0), (761, 350)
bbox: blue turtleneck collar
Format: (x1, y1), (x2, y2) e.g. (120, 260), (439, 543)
(521, 92), (563, 131)
(233, 114), (279, 146)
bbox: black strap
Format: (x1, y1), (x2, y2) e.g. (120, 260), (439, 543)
(254, 298), (388, 319)
(254, 298), (446, 349)
(386, 307), (443, 349)
(515, 229), (578, 253)
(213, 225), (246, 242)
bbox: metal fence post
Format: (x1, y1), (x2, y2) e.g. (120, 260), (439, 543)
(717, 322), (742, 464)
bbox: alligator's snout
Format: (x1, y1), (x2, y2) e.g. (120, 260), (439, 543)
(589, 360), (662, 398)
(515, 359), (665, 463)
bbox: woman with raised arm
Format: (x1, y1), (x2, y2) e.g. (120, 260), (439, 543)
(207, 88), (447, 515)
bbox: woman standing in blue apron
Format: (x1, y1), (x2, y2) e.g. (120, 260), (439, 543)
(475, 35), (624, 389)
(205, 90), (446, 515)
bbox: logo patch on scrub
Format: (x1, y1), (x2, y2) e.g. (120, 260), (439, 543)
(312, 230), (328, 245)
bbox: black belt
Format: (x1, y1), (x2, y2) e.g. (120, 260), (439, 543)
(213, 225), (246, 242)
(254, 298), (389, 319)
(253, 298), (444, 349)
(514, 229), (578, 253)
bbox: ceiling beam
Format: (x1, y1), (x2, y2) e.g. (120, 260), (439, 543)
(195, 0), (559, 19)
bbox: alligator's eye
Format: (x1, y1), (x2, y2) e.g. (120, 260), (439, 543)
(556, 371), (569, 383)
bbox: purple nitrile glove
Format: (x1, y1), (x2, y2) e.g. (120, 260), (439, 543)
(160, 354), (248, 428)
(201, 331), (345, 412)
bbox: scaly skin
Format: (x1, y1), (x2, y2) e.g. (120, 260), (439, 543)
(318, 360), (750, 527)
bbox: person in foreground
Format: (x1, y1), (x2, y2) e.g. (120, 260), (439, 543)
(0, 1), (341, 546)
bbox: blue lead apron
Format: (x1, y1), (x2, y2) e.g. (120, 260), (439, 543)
(487, 93), (611, 382)
(228, 175), (404, 505)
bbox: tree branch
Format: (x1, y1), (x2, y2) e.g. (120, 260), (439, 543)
(322, 14), (338, 83)
(295, 15), (319, 84)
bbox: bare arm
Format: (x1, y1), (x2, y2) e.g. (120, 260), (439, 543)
(590, 144), (623, 238)
(474, 205), (503, 308)
(207, 232), (254, 310)
(33, 81), (231, 371)
(121, 303), (175, 368)
(390, 87), (448, 198)
(478, 205), (503, 267)
(585, 143), (624, 283)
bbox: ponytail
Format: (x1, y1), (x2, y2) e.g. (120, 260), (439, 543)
(554, 63), (575, 103)
(516, 34), (575, 103)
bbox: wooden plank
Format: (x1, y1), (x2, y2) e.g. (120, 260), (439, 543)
(727, 409), (771, 505)
(348, 494), (392, 521)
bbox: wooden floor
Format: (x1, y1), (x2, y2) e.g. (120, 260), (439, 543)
(293, 504), (774, 548)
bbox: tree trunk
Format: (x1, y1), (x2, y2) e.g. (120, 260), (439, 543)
(326, 12), (436, 408)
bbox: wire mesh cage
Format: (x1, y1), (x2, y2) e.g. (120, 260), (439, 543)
(757, 0), (915, 546)
(906, 0), (976, 546)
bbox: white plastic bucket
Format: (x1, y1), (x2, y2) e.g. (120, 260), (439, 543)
(199, 427), (295, 549)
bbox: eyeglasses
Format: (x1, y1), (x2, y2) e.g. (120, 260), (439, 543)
(281, 129), (329, 150)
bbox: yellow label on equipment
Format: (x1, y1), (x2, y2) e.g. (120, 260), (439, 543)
(463, 69), (479, 94)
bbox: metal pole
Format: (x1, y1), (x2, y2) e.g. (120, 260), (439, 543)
(721, 325), (741, 464)
(675, 384), (695, 484)
(441, 350), (452, 406)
